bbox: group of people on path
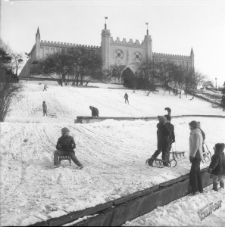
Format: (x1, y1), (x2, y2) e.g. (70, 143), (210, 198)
(146, 107), (225, 195)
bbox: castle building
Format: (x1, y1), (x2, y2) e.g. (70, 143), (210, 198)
(19, 25), (194, 79)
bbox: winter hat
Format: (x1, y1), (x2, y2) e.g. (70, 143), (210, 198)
(61, 127), (70, 134)
(164, 114), (171, 122)
(215, 143), (225, 153)
(165, 107), (171, 115)
(189, 121), (199, 129)
(158, 116), (167, 124)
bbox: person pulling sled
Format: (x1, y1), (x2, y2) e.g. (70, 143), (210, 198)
(147, 116), (172, 167)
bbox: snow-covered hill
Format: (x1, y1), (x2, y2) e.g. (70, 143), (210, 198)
(5, 81), (224, 123)
(0, 81), (225, 226)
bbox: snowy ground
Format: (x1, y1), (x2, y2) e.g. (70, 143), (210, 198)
(5, 81), (224, 123)
(124, 186), (225, 226)
(0, 81), (225, 226)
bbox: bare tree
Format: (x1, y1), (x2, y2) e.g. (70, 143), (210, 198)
(0, 40), (22, 122)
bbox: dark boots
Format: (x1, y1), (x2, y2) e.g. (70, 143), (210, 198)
(213, 182), (218, 191)
(147, 157), (155, 166)
(220, 181), (224, 189)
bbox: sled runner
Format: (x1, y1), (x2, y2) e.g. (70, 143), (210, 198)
(170, 151), (186, 159)
(58, 156), (71, 166)
(202, 143), (212, 163)
(146, 153), (177, 168)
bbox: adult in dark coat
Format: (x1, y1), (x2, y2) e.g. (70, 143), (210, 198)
(164, 115), (175, 163)
(148, 116), (171, 166)
(208, 143), (225, 191)
(54, 127), (83, 169)
(89, 106), (99, 117)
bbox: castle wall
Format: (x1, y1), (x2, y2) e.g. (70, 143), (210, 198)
(109, 37), (146, 67)
(19, 27), (194, 79)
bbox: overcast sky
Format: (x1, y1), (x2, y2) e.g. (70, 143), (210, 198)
(1, 0), (225, 86)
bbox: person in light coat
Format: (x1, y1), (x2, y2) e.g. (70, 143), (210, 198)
(189, 120), (204, 195)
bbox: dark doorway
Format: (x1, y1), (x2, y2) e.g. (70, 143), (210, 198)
(122, 67), (136, 89)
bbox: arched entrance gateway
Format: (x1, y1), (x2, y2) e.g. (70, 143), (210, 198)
(122, 67), (136, 88)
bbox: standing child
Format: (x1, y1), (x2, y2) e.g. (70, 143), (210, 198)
(42, 101), (48, 116)
(208, 143), (225, 191)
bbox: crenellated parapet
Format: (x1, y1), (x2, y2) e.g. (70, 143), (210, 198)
(110, 37), (145, 47)
(40, 40), (100, 49)
(153, 52), (190, 59)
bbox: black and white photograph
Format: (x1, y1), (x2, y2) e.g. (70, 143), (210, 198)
(0, 0), (225, 226)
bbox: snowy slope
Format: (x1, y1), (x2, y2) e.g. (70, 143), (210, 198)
(0, 81), (225, 226)
(124, 186), (225, 226)
(5, 81), (224, 123)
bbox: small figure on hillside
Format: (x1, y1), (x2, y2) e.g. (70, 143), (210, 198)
(89, 106), (99, 117)
(189, 121), (204, 195)
(147, 116), (171, 167)
(208, 143), (225, 191)
(221, 95), (225, 111)
(124, 93), (129, 104)
(42, 101), (48, 116)
(54, 127), (83, 169)
(43, 84), (48, 91)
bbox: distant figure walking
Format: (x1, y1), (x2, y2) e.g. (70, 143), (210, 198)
(42, 101), (48, 116)
(89, 106), (99, 117)
(124, 93), (129, 104)
(43, 84), (48, 91)
(221, 95), (225, 111)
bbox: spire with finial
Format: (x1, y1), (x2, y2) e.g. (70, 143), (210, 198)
(36, 27), (40, 38)
(190, 48), (194, 56)
(104, 17), (108, 30)
(146, 22), (149, 35)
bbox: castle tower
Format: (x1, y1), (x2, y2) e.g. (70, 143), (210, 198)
(190, 48), (194, 69)
(35, 27), (41, 59)
(144, 28), (152, 62)
(101, 22), (111, 70)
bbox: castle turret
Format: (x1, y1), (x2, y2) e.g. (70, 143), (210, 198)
(35, 27), (41, 59)
(144, 27), (152, 62)
(190, 48), (194, 69)
(101, 22), (111, 70)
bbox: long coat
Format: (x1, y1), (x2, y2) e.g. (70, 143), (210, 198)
(157, 123), (170, 150)
(42, 103), (47, 112)
(189, 128), (203, 160)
